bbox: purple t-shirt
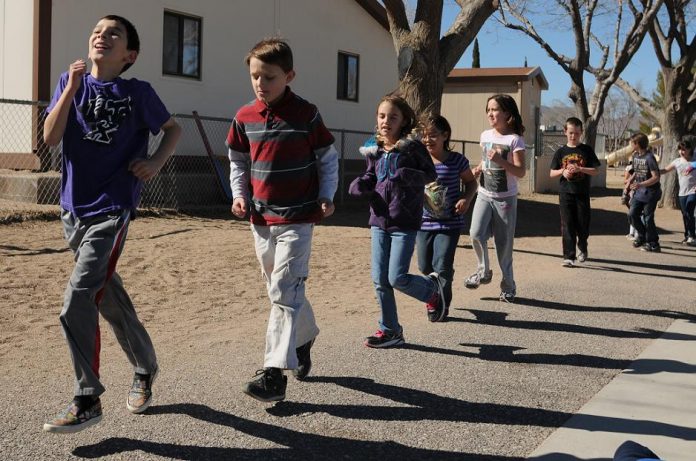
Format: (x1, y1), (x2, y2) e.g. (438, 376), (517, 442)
(47, 73), (171, 217)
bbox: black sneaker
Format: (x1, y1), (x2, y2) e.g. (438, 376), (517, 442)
(641, 242), (661, 253)
(292, 338), (315, 381)
(632, 238), (645, 248)
(242, 368), (287, 402)
(127, 368), (159, 414)
(364, 329), (405, 348)
(43, 397), (103, 433)
(426, 273), (447, 322)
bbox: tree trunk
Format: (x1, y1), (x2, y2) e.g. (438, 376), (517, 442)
(658, 67), (689, 209)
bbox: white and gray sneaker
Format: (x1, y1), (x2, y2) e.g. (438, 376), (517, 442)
(464, 269), (493, 289)
(577, 252), (587, 263)
(562, 259), (574, 267)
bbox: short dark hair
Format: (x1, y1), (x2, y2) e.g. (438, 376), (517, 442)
(565, 117), (583, 130)
(100, 15), (139, 74)
(678, 138), (693, 152)
(245, 38), (293, 72)
(486, 94), (525, 136)
(630, 132), (649, 150)
(422, 114), (453, 151)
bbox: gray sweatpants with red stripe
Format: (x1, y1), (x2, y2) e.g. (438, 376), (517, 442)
(60, 209), (157, 397)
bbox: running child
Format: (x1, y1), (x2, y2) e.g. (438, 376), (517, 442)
(659, 138), (696, 246)
(549, 117), (600, 266)
(43, 15), (181, 433)
(417, 115), (477, 319)
(627, 133), (662, 252)
(349, 94), (444, 347)
(465, 94), (526, 303)
(227, 38), (339, 402)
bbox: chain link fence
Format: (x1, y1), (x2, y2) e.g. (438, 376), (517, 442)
(1, 98), (539, 221)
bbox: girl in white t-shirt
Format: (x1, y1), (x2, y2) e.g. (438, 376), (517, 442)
(465, 94), (526, 303)
(660, 138), (696, 245)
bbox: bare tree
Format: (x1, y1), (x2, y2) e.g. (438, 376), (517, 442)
(599, 88), (640, 153)
(497, 0), (663, 150)
(383, 0), (499, 116)
(615, 0), (695, 208)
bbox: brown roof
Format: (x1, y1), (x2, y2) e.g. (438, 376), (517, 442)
(448, 67), (549, 90)
(354, 0), (389, 30)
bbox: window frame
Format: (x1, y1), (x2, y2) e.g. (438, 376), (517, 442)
(337, 51), (359, 102)
(162, 10), (202, 80)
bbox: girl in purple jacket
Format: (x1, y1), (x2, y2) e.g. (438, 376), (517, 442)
(349, 95), (443, 348)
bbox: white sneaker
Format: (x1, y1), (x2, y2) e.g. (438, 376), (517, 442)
(562, 259), (574, 267)
(687, 237), (696, 247)
(577, 252), (587, 263)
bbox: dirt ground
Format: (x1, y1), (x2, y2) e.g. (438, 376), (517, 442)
(1, 174), (695, 460)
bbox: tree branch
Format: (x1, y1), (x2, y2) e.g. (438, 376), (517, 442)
(615, 76), (661, 120)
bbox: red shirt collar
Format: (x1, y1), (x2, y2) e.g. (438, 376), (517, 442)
(254, 87), (294, 114)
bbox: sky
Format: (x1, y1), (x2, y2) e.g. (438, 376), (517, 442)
(439, 2), (663, 106)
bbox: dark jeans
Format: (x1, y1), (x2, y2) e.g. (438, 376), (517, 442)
(559, 191), (591, 260)
(416, 228), (461, 307)
(629, 193), (661, 244)
(678, 193), (696, 238)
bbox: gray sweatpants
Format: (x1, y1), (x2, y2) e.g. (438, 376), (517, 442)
(60, 209), (157, 397)
(469, 194), (518, 292)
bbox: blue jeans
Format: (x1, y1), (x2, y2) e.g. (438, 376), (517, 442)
(678, 193), (696, 239)
(416, 229), (461, 307)
(629, 194), (660, 244)
(371, 226), (437, 334)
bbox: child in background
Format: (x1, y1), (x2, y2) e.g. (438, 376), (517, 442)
(622, 159), (638, 239)
(628, 133), (662, 252)
(465, 94), (527, 303)
(659, 138), (696, 245)
(227, 38), (339, 402)
(549, 117), (600, 267)
(42, 15), (181, 433)
(349, 95), (443, 347)
(417, 115), (477, 319)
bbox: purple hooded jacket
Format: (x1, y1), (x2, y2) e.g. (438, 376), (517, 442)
(349, 137), (436, 231)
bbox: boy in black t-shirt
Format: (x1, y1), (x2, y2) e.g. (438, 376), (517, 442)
(550, 117), (601, 266)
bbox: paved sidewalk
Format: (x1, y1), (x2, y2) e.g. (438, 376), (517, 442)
(528, 318), (696, 461)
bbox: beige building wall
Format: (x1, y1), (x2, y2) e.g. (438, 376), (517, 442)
(49, 0), (396, 133)
(0, 0), (34, 100)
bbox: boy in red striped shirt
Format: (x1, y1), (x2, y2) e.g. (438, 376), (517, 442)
(226, 38), (339, 402)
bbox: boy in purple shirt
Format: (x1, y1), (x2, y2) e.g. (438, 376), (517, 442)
(42, 15), (181, 433)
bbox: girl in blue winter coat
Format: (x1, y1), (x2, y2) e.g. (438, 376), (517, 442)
(349, 94), (444, 348)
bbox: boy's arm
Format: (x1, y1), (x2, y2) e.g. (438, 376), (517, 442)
(44, 60), (86, 146)
(129, 117), (182, 181)
(228, 148), (251, 217)
(315, 144), (339, 217)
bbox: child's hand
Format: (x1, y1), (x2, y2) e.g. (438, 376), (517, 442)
(232, 197), (247, 218)
(67, 59), (87, 91)
(685, 165), (694, 175)
(129, 158), (161, 181)
(486, 148), (501, 164)
(319, 198), (335, 218)
(472, 164), (482, 177)
(454, 198), (470, 215)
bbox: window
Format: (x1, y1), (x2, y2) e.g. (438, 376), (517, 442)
(337, 52), (359, 102)
(163, 11), (201, 79)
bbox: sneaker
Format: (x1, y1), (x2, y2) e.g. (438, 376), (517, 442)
(242, 368), (287, 402)
(499, 289), (516, 303)
(43, 397), (103, 433)
(562, 259), (574, 267)
(687, 237), (696, 247)
(464, 269), (493, 289)
(577, 252), (587, 263)
(292, 338), (315, 381)
(425, 273), (447, 322)
(364, 329), (405, 348)
(127, 368), (159, 414)
(641, 242), (661, 253)
(632, 238), (645, 248)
